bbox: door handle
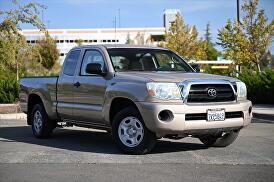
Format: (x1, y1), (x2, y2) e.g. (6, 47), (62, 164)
(74, 82), (81, 88)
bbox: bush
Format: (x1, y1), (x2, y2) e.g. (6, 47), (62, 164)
(0, 70), (19, 103)
(238, 69), (274, 104)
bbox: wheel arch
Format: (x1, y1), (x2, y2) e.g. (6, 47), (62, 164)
(27, 93), (44, 125)
(108, 97), (141, 125)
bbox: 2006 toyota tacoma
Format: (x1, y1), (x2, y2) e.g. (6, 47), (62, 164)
(20, 45), (252, 154)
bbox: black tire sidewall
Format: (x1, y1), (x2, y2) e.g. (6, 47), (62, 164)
(112, 107), (156, 154)
(31, 104), (54, 138)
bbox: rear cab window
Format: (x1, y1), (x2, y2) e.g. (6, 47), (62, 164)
(63, 50), (81, 76)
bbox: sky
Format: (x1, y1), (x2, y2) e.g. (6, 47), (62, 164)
(0, 0), (274, 51)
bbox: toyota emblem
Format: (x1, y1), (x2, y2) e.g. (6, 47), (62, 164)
(207, 88), (217, 97)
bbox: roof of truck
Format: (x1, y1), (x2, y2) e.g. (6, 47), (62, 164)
(74, 44), (169, 50)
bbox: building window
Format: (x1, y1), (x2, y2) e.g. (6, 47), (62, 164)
(66, 40), (69, 43)
(88, 40), (92, 43)
(27, 40), (30, 43)
(93, 40), (97, 43)
(60, 40), (64, 43)
(70, 40), (73, 43)
(31, 40), (35, 44)
(102, 40), (106, 42)
(60, 53), (65, 56)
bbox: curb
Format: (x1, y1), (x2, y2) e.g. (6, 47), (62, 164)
(0, 103), (21, 114)
(0, 113), (27, 120)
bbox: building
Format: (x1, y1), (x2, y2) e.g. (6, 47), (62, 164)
(21, 9), (181, 64)
(163, 9), (181, 32)
(21, 27), (165, 64)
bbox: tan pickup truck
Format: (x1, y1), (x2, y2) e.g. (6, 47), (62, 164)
(19, 45), (252, 154)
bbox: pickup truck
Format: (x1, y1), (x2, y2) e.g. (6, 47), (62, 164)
(20, 45), (252, 154)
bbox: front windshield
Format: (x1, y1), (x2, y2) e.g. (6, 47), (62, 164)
(107, 48), (193, 72)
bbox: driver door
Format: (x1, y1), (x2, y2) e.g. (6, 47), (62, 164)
(72, 49), (107, 124)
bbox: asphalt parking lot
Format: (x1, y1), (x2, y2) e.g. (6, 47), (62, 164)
(0, 119), (273, 182)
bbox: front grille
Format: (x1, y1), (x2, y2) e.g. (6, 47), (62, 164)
(185, 111), (243, 121)
(187, 84), (235, 103)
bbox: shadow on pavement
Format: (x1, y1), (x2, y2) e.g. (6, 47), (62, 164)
(0, 126), (207, 154)
(251, 118), (274, 124)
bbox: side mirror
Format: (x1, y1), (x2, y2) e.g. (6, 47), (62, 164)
(190, 64), (200, 72)
(85, 63), (106, 76)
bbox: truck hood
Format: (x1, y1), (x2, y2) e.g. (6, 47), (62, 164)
(115, 72), (239, 83)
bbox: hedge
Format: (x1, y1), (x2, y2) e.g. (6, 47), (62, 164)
(0, 68), (273, 104)
(238, 69), (274, 104)
(0, 71), (19, 103)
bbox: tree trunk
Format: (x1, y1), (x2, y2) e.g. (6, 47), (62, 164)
(256, 61), (261, 73)
(256, 56), (261, 73)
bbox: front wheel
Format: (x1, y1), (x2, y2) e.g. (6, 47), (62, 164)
(199, 130), (240, 147)
(112, 107), (156, 154)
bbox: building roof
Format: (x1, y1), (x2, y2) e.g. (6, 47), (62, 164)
(20, 27), (165, 35)
(163, 9), (181, 14)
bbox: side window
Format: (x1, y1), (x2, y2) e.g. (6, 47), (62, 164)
(111, 56), (130, 71)
(81, 50), (105, 75)
(63, 50), (81, 76)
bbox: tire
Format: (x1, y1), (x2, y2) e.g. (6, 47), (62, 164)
(199, 130), (240, 147)
(112, 107), (156, 154)
(31, 103), (55, 138)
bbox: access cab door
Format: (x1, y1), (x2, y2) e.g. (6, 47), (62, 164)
(57, 49), (81, 119)
(72, 48), (107, 125)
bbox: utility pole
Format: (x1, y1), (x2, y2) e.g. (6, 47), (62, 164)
(42, 9), (44, 24)
(118, 9), (121, 28)
(237, 0), (240, 24)
(114, 16), (117, 45)
(236, 0), (241, 76)
(47, 20), (50, 29)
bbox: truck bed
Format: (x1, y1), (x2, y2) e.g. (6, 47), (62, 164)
(19, 76), (59, 117)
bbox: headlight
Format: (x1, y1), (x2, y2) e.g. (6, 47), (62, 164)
(236, 81), (247, 100)
(146, 82), (181, 100)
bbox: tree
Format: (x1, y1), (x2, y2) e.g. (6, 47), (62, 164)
(0, 0), (46, 79)
(205, 22), (212, 44)
(0, 0), (46, 30)
(75, 39), (84, 46)
(125, 33), (134, 45)
(218, 0), (274, 72)
(160, 13), (207, 60)
(204, 22), (220, 60)
(135, 32), (145, 45)
(35, 32), (59, 70)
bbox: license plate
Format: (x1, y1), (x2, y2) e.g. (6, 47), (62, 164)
(207, 109), (225, 121)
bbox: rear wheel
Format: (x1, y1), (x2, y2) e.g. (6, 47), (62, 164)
(199, 130), (240, 147)
(112, 107), (156, 154)
(31, 104), (55, 138)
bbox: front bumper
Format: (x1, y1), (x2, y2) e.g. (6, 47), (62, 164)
(137, 100), (252, 136)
